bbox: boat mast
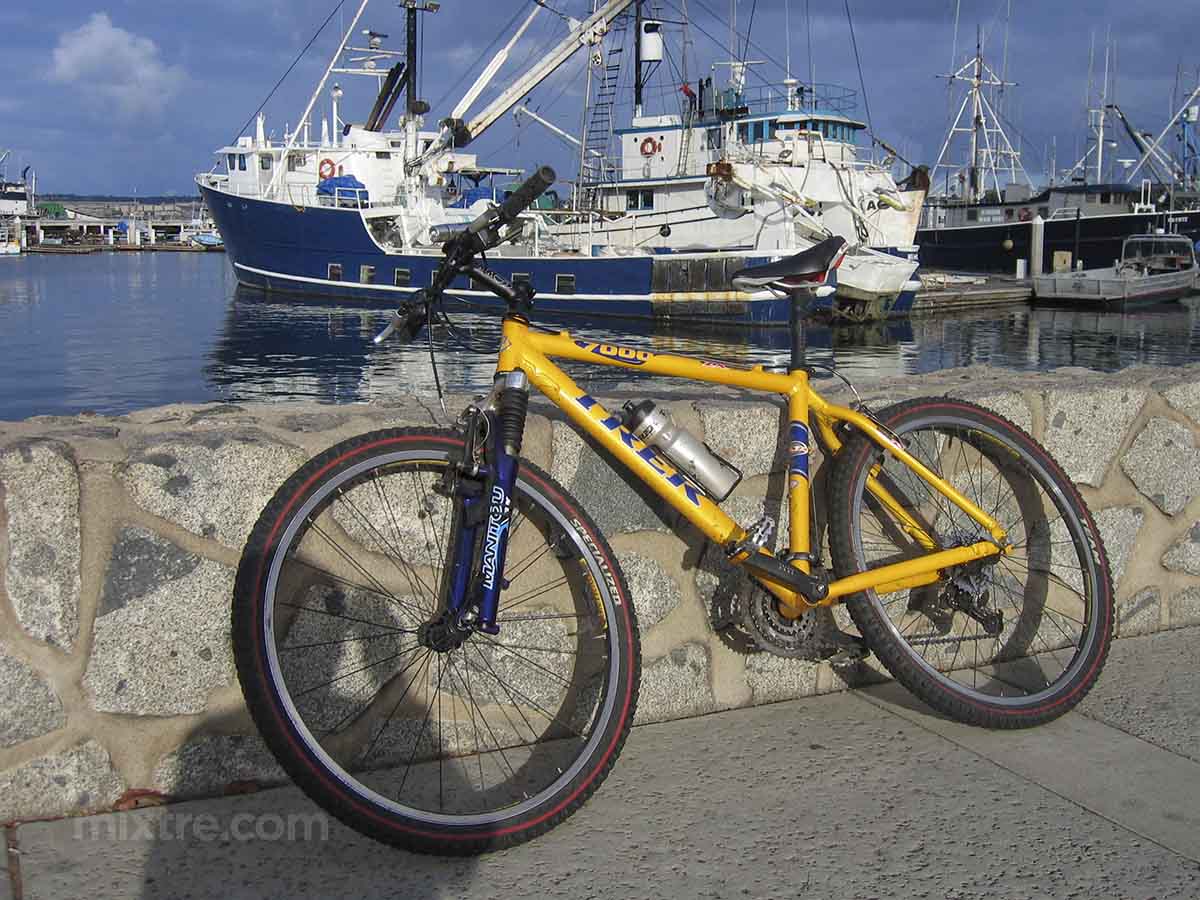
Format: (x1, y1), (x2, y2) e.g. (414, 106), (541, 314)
(264, 0), (374, 199)
(576, 0), (600, 207)
(634, 0), (644, 117)
(969, 28), (981, 200)
(930, 33), (1030, 202)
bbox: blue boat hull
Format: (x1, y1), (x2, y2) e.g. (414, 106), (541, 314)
(200, 184), (915, 324)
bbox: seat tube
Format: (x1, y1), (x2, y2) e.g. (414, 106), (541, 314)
(476, 370), (529, 633)
(786, 382), (813, 574)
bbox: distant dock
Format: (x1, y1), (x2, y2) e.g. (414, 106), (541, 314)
(9, 212), (222, 254)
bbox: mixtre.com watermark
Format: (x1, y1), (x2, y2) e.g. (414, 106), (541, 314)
(72, 810), (331, 843)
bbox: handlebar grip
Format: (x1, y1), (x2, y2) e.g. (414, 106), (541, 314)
(497, 165), (556, 226)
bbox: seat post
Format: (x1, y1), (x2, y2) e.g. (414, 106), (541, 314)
(789, 292), (811, 372)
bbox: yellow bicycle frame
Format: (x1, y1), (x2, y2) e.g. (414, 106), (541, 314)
(497, 317), (1010, 617)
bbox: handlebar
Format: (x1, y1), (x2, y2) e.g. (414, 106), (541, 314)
(375, 165), (557, 346)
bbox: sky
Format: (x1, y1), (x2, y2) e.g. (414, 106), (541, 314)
(2, 1), (1200, 196)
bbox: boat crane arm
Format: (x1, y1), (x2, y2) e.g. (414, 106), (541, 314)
(1126, 84), (1200, 183)
(451, 5), (544, 121)
(513, 104), (603, 157)
(1106, 104), (1178, 182)
(408, 0), (636, 173)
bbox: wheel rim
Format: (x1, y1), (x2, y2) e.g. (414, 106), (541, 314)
(261, 447), (623, 826)
(849, 414), (1103, 708)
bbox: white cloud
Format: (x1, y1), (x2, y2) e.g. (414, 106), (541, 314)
(50, 13), (186, 119)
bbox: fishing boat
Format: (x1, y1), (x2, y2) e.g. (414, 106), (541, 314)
(196, 0), (926, 323)
(0, 149), (31, 254)
(1033, 233), (1198, 306)
(918, 33), (1200, 274)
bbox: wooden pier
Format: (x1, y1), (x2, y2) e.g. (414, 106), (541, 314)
(912, 274), (1033, 316)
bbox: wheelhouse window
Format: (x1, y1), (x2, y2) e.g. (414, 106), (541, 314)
(555, 274), (576, 294)
(375, 151), (391, 160)
(627, 189), (654, 211)
(238, 154), (247, 171)
(287, 153), (307, 173)
(227, 154), (236, 171)
(328, 263), (343, 281)
(706, 128), (723, 150)
(394, 268), (411, 287)
(360, 265), (375, 284)
(260, 155), (272, 171)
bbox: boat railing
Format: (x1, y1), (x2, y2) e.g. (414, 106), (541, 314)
(717, 81), (858, 118)
(1048, 206), (1082, 220)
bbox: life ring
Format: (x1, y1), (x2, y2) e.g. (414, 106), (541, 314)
(1018, 207), (1032, 222)
(318, 158), (336, 180)
(639, 137), (658, 157)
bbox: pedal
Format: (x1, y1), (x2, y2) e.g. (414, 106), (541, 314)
(825, 631), (869, 668)
(743, 516), (776, 552)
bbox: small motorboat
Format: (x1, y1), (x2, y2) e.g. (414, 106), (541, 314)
(1033, 233), (1198, 307)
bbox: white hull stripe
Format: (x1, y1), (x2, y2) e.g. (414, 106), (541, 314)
(232, 262), (777, 303)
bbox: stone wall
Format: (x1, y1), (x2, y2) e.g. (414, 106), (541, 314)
(1, 364), (1199, 823)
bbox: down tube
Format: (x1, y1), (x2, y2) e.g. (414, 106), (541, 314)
(517, 357), (745, 547)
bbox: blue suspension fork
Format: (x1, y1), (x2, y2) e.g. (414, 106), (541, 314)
(444, 371), (529, 634)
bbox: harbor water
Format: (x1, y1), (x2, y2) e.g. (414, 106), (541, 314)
(2, 252), (1200, 422)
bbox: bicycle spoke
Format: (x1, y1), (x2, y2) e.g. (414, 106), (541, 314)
(284, 557), (426, 624)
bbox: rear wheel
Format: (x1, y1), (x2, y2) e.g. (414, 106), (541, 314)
(233, 428), (640, 854)
(828, 399), (1113, 728)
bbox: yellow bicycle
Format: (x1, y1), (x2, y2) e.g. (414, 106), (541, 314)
(233, 168), (1114, 854)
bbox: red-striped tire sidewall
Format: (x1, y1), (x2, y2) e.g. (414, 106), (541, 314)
(829, 399), (1114, 728)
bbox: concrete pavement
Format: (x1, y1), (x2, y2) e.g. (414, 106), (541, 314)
(7, 628), (1200, 900)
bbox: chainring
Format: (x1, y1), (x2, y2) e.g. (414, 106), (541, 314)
(742, 584), (837, 660)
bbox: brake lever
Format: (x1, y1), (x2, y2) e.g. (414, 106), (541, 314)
(373, 309), (403, 345)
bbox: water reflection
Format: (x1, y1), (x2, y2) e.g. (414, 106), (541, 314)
(2, 251), (1197, 421)
(206, 288), (1200, 408)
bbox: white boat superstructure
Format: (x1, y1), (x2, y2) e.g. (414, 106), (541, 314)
(197, 0), (928, 318)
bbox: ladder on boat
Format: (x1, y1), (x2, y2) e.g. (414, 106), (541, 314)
(676, 101), (697, 175)
(577, 12), (629, 210)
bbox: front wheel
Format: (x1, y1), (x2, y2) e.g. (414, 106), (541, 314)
(828, 399), (1114, 728)
(232, 428), (640, 854)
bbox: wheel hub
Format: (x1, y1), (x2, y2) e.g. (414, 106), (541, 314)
(418, 612), (471, 653)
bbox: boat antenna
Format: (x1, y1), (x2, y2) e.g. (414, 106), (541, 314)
(784, 0), (791, 80)
(999, 0), (1010, 120)
(806, 0), (814, 98)
(948, 0), (960, 123)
